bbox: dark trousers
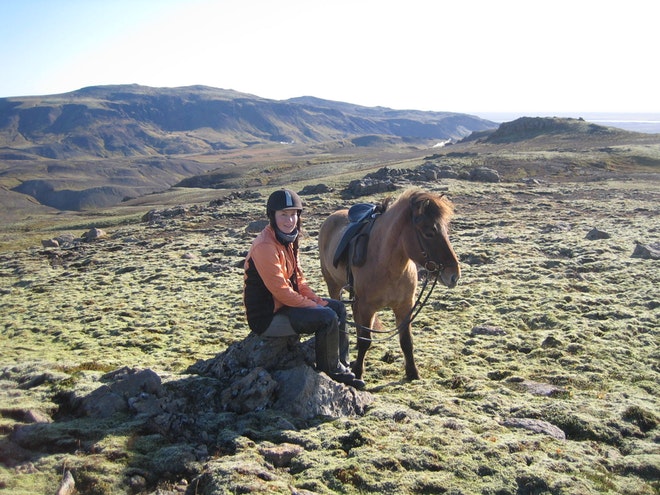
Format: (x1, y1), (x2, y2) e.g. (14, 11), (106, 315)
(262, 299), (349, 373)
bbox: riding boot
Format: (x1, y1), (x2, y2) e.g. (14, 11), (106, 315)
(314, 319), (340, 374)
(323, 299), (350, 367)
(316, 319), (366, 389)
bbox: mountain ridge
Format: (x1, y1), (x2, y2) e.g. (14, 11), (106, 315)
(0, 84), (496, 213)
(1, 85), (658, 220)
(0, 84), (495, 160)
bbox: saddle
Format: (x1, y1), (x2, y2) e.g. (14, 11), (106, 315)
(332, 203), (380, 269)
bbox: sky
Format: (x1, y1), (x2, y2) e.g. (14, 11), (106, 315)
(1, 0), (658, 119)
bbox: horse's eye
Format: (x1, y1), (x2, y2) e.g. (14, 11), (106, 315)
(422, 226), (439, 238)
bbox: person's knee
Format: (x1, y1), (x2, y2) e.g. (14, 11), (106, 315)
(310, 310), (338, 339)
(317, 307), (339, 327)
(325, 299), (346, 319)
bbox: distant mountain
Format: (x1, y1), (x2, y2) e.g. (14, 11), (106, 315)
(0, 85), (497, 213)
(0, 84), (495, 160)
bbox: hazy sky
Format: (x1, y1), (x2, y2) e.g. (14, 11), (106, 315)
(1, 0), (657, 116)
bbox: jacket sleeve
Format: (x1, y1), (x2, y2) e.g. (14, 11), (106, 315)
(295, 265), (328, 306)
(250, 242), (319, 309)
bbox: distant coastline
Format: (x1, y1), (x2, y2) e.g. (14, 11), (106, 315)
(476, 112), (660, 134)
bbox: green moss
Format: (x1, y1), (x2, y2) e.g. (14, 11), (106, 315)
(1, 172), (659, 494)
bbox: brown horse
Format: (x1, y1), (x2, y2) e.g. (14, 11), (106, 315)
(318, 188), (460, 381)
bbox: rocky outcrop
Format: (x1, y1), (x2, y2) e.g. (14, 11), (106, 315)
(10, 334), (372, 450)
(341, 162), (502, 197)
(6, 333), (373, 492)
(190, 332), (372, 419)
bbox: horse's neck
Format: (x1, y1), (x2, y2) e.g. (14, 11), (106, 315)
(374, 201), (412, 266)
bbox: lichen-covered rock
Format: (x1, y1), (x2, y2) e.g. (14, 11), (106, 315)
(468, 167), (501, 182)
(501, 417), (566, 440)
(77, 367), (164, 418)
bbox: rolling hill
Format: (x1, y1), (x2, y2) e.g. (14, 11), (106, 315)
(0, 84), (496, 214)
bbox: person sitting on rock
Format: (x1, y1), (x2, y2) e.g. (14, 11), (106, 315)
(243, 189), (364, 389)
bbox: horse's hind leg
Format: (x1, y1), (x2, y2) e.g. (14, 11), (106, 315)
(320, 264), (343, 300)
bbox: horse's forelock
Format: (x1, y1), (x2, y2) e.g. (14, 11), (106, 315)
(402, 189), (454, 223)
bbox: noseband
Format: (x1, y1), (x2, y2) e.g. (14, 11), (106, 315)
(413, 214), (457, 274)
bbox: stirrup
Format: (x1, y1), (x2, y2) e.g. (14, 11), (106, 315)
(339, 285), (355, 303)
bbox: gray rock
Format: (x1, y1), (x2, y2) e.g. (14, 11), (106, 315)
(502, 417), (566, 440)
(471, 325), (506, 336)
(81, 227), (108, 242)
(508, 379), (567, 397)
(272, 365), (372, 419)
(220, 367), (278, 414)
(586, 227), (611, 240)
(343, 178), (398, 198)
(299, 184), (333, 195)
(469, 167), (501, 183)
(197, 333), (373, 418)
(632, 241), (660, 260)
(246, 220), (268, 234)
(79, 368), (163, 418)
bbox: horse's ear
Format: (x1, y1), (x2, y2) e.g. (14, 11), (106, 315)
(413, 198), (430, 216)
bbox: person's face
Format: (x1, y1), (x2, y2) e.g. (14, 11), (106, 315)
(275, 209), (299, 234)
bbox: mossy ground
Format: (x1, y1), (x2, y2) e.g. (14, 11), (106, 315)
(0, 170), (658, 494)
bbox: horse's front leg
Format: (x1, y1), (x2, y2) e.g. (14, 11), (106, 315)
(396, 310), (419, 380)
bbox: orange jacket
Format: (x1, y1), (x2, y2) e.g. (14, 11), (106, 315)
(243, 225), (327, 333)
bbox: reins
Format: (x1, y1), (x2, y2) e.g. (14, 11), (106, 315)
(343, 217), (446, 343)
(348, 265), (441, 342)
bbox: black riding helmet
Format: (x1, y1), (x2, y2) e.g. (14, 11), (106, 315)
(266, 189), (303, 216)
(266, 189), (303, 242)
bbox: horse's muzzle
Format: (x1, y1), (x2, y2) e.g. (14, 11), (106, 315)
(441, 264), (460, 289)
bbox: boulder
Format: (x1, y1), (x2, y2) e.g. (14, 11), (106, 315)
(78, 367), (164, 418)
(299, 184), (333, 195)
(343, 178), (398, 198)
(192, 332), (373, 419)
(62, 332), (371, 424)
(81, 227), (108, 242)
(632, 241), (660, 260)
(246, 220), (268, 234)
(469, 167), (501, 183)
(586, 227), (611, 240)
(501, 417), (566, 440)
